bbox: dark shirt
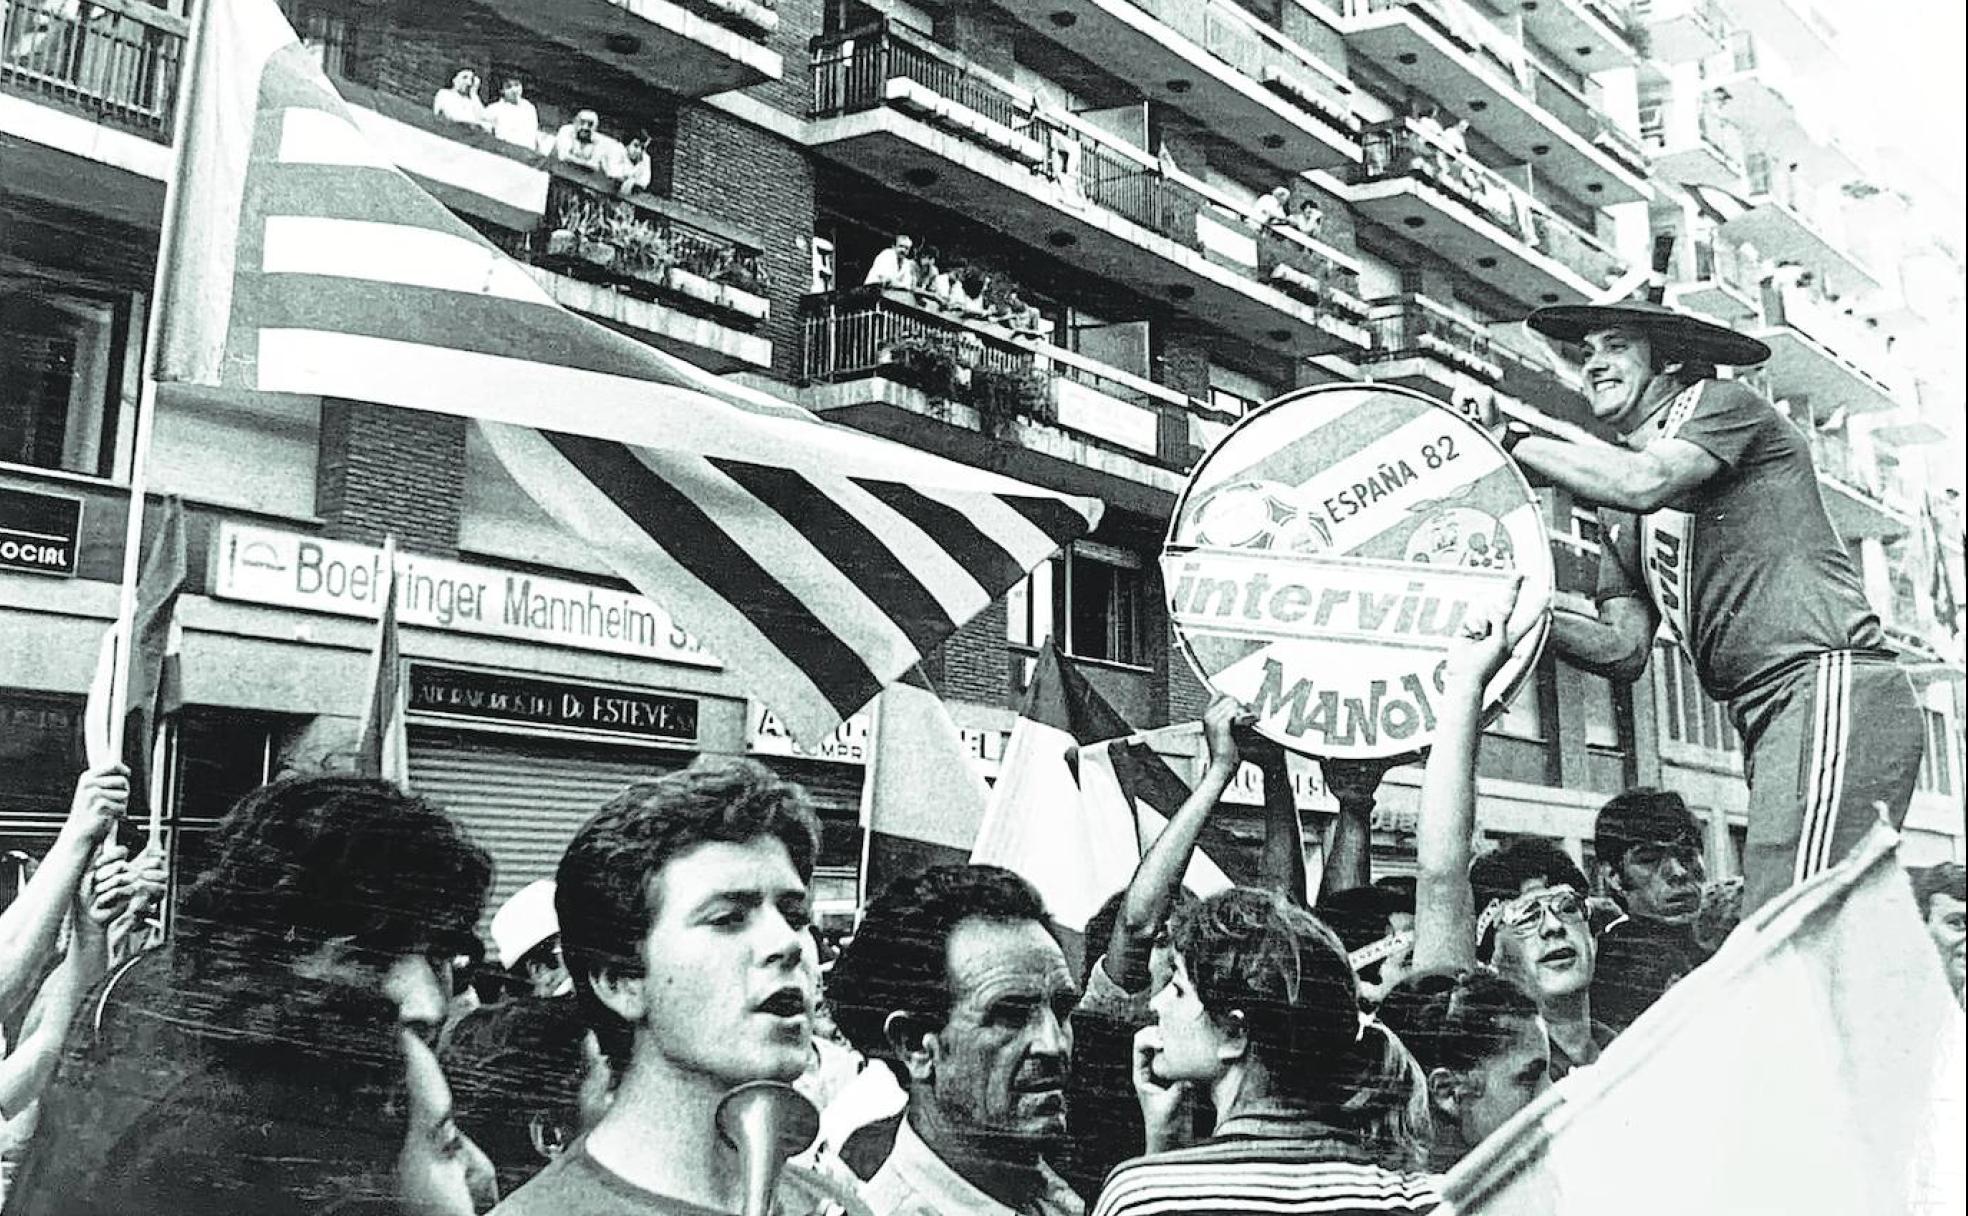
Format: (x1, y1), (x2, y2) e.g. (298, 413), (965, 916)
(1591, 914), (1713, 1035)
(1546, 1019), (1618, 1082)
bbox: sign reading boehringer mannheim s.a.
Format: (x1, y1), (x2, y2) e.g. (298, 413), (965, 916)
(212, 523), (718, 669)
(1164, 383), (1552, 761)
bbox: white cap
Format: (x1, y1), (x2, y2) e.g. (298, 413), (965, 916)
(491, 879), (560, 970)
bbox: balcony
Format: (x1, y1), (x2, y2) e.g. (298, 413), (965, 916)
(460, 0), (780, 99)
(1340, 0), (1652, 204)
(807, 23), (1370, 358)
(1642, 97), (1744, 191)
(1705, 47), (1865, 185)
(1666, 237), (1758, 326)
(1755, 279), (1910, 413)
(799, 288), (1193, 511)
(1351, 120), (1627, 307)
(1360, 293), (1505, 397)
(1486, 0), (1641, 69)
(981, 0), (1362, 174)
(1806, 430), (1911, 540)
(1629, 0), (1726, 61)
(1719, 191), (1879, 301)
(1717, 0), (1839, 72)
(1, 0), (183, 140)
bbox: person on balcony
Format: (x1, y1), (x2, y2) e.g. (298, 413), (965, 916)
(484, 78), (540, 152)
(1508, 284), (1926, 921)
(553, 110), (618, 175)
(606, 132), (653, 197)
(1245, 186), (1291, 231)
(1287, 198), (1325, 239)
(932, 265), (989, 320)
(433, 68), (491, 132)
(906, 246), (943, 309)
(862, 234), (919, 294)
(997, 292), (1048, 340)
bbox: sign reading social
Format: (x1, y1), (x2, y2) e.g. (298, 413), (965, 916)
(212, 523), (718, 668)
(0, 488), (83, 577)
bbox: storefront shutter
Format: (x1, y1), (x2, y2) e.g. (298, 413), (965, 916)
(408, 729), (692, 942)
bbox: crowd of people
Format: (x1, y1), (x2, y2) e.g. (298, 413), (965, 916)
(432, 70), (654, 198)
(862, 233), (1049, 339)
(0, 583), (1955, 1216)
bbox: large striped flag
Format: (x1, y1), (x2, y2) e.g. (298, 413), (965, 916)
(1441, 824), (1965, 1216)
(970, 646), (1253, 952)
(153, 0), (1101, 743)
(84, 495), (188, 835)
(352, 534), (407, 784)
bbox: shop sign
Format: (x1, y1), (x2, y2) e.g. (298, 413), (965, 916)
(0, 488), (83, 577)
(749, 703), (870, 764)
(1163, 384), (1551, 761)
(212, 523), (717, 669)
(407, 662), (698, 744)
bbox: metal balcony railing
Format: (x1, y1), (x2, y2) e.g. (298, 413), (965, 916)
(800, 287), (1193, 421)
(0, 0), (184, 140)
(1361, 293), (1504, 380)
(1124, 0), (1356, 133)
(1356, 121), (1626, 289)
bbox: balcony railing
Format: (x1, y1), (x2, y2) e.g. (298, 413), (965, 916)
(1356, 121), (1626, 289)
(1124, 0), (1356, 134)
(0, 0), (185, 140)
(1530, 68), (1648, 179)
(502, 170), (770, 324)
(1362, 293), (1504, 381)
(800, 287), (1194, 447)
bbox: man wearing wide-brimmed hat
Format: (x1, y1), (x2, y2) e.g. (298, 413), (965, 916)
(1501, 281), (1924, 918)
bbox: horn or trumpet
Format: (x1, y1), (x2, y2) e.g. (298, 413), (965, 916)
(714, 1080), (821, 1216)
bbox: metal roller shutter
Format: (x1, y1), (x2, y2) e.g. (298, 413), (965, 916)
(409, 729), (693, 941)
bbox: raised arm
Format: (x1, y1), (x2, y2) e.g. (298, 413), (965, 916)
(1412, 582), (1535, 973)
(1105, 697), (1246, 993)
(0, 766), (125, 1015)
(1247, 730), (1309, 908)
(0, 843), (155, 1117)
(1318, 758), (1397, 899)
(1511, 432), (1722, 513)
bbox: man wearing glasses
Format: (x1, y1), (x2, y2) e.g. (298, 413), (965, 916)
(1469, 841), (1611, 1080)
(1589, 789), (1717, 1033)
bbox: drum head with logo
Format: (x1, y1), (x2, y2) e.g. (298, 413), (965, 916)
(1163, 383), (1551, 760)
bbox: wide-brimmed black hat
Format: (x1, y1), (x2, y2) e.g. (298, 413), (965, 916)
(1527, 297), (1770, 367)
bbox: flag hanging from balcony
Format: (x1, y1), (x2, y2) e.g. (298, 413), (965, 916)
(151, 0), (1102, 743)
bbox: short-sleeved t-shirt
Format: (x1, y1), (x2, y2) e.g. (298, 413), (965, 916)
(491, 1141), (869, 1216)
(1595, 379), (1884, 700)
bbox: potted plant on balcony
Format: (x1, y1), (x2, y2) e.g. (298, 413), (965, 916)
(966, 364), (1054, 439)
(879, 333), (961, 398)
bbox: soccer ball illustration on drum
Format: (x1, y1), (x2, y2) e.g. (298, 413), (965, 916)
(1189, 480), (1333, 553)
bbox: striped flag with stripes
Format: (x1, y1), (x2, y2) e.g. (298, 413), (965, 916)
(153, 0), (1102, 742)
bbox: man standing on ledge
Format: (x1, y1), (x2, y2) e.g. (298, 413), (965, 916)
(1502, 287), (1923, 916)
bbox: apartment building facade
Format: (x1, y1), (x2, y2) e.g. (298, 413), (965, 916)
(0, 0), (1959, 926)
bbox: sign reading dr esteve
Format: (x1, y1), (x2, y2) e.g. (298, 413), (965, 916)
(212, 523), (717, 668)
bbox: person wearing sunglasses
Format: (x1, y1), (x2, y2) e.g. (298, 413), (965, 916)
(1589, 789), (1721, 1033)
(1406, 578), (1610, 1081)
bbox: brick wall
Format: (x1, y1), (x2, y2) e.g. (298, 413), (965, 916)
(1158, 324), (1213, 400)
(315, 401), (465, 554)
(937, 598), (1010, 707)
(670, 107), (816, 383)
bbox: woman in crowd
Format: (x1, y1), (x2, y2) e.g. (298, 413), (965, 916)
(1377, 967), (1548, 1171)
(1097, 886), (1439, 1216)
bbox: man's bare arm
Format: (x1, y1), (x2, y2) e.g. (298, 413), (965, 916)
(1513, 433), (1722, 513)
(1551, 596), (1656, 683)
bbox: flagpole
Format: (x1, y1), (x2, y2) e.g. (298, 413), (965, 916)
(104, 0), (211, 772)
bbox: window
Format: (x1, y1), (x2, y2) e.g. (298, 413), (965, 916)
(1007, 543), (1150, 666)
(291, 7), (351, 77)
(1004, 557), (1056, 649)
(1655, 643), (1740, 757)
(1208, 363), (1271, 418)
(1488, 663), (1545, 740)
(1918, 709), (1957, 796)
(1582, 672), (1622, 749)
(1062, 542), (1149, 667)
(0, 286), (126, 477)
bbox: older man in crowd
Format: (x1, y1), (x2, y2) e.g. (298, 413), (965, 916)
(828, 865), (1082, 1216)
